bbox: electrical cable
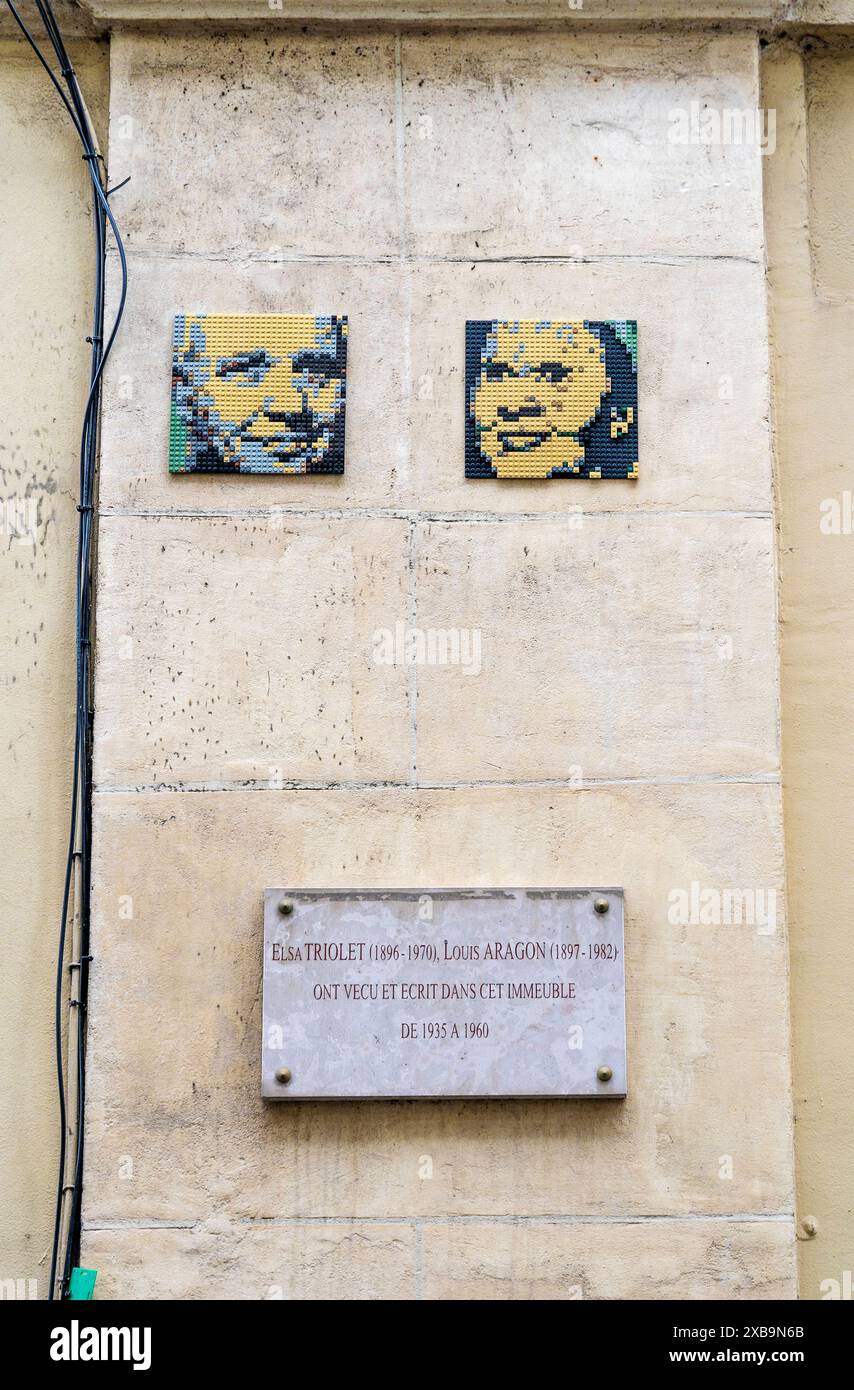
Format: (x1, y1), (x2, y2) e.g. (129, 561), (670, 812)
(4, 0), (128, 1299)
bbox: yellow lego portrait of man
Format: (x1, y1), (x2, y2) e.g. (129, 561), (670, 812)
(170, 313), (348, 474)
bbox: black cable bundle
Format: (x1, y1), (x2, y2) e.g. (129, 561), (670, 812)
(4, 0), (128, 1299)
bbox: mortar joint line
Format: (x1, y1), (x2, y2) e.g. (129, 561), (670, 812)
(91, 771), (783, 795)
(81, 1211), (796, 1233)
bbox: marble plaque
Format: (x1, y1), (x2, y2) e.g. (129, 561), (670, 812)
(261, 888), (626, 1100)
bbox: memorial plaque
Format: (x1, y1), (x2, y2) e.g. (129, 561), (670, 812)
(261, 888), (626, 1100)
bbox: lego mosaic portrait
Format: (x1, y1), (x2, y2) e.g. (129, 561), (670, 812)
(465, 320), (638, 479)
(169, 313), (348, 474)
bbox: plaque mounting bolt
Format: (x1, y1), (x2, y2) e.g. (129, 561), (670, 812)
(597, 1065), (613, 1083)
(278, 900), (294, 916)
(275, 1067), (292, 1085)
(593, 897), (609, 915)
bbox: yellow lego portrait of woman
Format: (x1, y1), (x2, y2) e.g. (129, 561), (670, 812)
(465, 319), (638, 479)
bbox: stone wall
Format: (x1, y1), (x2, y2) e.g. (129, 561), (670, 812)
(82, 26), (795, 1299)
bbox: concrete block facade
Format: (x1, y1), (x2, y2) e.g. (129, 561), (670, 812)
(81, 25), (796, 1298)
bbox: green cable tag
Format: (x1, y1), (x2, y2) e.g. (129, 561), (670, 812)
(68, 1267), (97, 1300)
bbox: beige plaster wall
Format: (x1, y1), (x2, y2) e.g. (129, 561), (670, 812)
(7, 7), (854, 1311)
(763, 39), (854, 1302)
(0, 36), (109, 1299)
(80, 26), (795, 1300)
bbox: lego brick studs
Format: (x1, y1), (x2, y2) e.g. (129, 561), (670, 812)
(169, 313), (348, 474)
(168, 313), (638, 481)
(465, 320), (638, 479)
